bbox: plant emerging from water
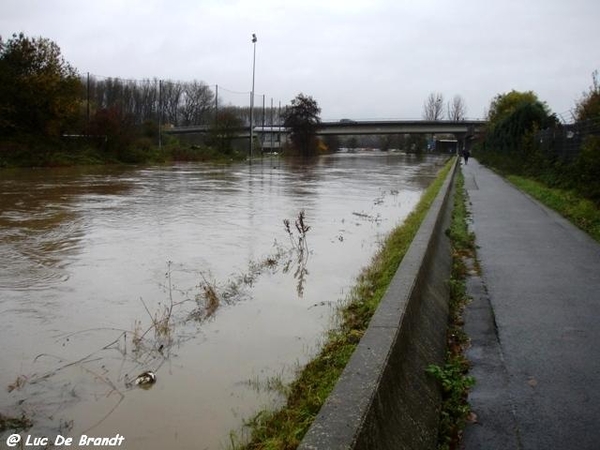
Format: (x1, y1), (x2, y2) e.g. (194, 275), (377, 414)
(283, 210), (311, 297)
(283, 210), (310, 257)
(0, 412), (33, 433)
(3, 210), (315, 437)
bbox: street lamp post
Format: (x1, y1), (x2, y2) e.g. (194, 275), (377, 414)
(249, 33), (257, 160)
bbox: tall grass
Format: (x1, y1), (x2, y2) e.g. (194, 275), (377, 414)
(507, 175), (600, 242)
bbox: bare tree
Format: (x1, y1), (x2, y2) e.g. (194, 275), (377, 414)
(422, 92), (445, 120)
(160, 81), (184, 126)
(447, 95), (467, 121)
(179, 81), (215, 126)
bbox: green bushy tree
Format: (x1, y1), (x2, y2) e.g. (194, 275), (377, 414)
(0, 33), (81, 138)
(282, 93), (321, 156)
(478, 90), (557, 173)
(486, 90), (543, 127)
(575, 70), (600, 122)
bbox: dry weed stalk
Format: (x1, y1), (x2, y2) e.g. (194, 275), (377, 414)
(284, 209), (311, 259)
(283, 210), (311, 296)
(7, 375), (28, 393)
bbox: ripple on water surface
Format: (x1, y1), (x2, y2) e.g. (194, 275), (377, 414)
(0, 153), (447, 449)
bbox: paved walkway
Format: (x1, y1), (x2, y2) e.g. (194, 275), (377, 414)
(460, 160), (600, 450)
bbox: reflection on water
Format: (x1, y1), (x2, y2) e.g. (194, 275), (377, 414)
(0, 152), (446, 449)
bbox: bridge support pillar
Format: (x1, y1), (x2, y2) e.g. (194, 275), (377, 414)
(453, 133), (467, 156)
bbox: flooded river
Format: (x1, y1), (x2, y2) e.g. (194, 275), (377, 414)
(0, 152), (446, 449)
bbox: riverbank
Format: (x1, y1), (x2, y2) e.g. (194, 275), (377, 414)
(0, 137), (248, 168)
(234, 157), (454, 449)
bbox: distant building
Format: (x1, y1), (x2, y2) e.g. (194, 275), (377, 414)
(255, 126), (287, 152)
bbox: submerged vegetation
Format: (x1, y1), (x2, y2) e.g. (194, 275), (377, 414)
(232, 158), (454, 449)
(2, 212), (312, 435)
(0, 412), (32, 434)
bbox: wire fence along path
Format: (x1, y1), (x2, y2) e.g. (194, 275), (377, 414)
(536, 117), (600, 160)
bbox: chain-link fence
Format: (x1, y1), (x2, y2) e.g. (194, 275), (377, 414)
(536, 118), (600, 160)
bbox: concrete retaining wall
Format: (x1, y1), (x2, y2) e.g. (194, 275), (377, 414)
(298, 159), (458, 450)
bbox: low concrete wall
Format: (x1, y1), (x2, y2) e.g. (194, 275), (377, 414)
(298, 159), (458, 450)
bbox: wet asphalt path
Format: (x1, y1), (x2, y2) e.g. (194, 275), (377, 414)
(461, 160), (600, 450)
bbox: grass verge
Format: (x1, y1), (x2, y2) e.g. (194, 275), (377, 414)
(427, 168), (476, 450)
(234, 157), (455, 450)
(506, 175), (600, 242)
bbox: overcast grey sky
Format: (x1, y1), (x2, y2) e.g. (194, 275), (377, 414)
(2, 0), (599, 121)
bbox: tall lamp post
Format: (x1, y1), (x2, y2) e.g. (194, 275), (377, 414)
(249, 33), (257, 160)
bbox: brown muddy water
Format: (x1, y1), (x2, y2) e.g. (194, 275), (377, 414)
(0, 152), (446, 449)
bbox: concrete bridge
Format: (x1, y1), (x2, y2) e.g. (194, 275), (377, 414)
(165, 119), (485, 136)
(164, 119), (486, 152)
(318, 119), (484, 135)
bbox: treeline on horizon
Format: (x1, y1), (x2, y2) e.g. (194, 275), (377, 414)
(0, 32), (434, 167)
(83, 75), (284, 129)
(474, 72), (600, 206)
(0, 32), (289, 166)
(1, 31), (599, 182)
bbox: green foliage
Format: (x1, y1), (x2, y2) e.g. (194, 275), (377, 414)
(485, 92), (556, 152)
(573, 135), (600, 203)
(0, 33), (250, 167)
(477, 90), (558, 175)
(426, 361), (475, 450)
(447, 172), (476, 256)
(282, 93), (321, 156)
(575, 70), (600, 122)
(507, 175), (600, 242)
(431, 169), (476, 450)
(477, 83), (600, 208)
(487, 90), (544, 126)
(0, 32), (81, 137)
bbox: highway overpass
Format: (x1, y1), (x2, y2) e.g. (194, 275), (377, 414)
(165, 119), (486, 136)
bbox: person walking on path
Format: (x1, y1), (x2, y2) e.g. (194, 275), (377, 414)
(462, 148), (470, 165)
(460, 159), (600, 450)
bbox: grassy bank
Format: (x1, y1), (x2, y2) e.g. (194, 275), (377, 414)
(427, 168), (476, 450)
(0, 136), (247, 168)
(234, 157), (455, 450)
(506, 175), (600, 242)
